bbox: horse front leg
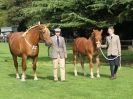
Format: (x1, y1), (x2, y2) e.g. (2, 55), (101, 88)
(21, 55), (27, 81)
(73, 55), (78, 76)
(32, 56), (38, 80)
(96, 56), (100, 78)
(12, 55), (20, 79)
(88, 54), (94, 78)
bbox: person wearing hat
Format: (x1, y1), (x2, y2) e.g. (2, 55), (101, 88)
(98, 26), (121, 80)
(49, 28), (67, 81)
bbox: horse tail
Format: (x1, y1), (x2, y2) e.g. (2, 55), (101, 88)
(7, 33), (13, 41)
(7, 33), (12, 39)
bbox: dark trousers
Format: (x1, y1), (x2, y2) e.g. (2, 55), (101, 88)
(108, 55), (120, 77)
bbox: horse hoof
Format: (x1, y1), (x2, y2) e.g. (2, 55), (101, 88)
(16, 74), (20, 79)
(16, 76), (20, 79)
(34, 77), (38, 80)
(90, 76), (94, 79)
(21, 78), (26, 81)
(74, 74), (78, 76)
(97, 75), (100, 78)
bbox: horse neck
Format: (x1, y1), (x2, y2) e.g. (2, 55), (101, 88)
(25, 27), (40, 45)
(90, 37), (97, 51)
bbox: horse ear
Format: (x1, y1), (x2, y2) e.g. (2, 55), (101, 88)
(100, 29), (103, 34)
(93, 29), (96, 32)
(46, 23), (50, 27)
(38, 21), (41, 25)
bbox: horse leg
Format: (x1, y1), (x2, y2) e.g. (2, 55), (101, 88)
(73, 54), (78, 76)
(96, 56), (100, 78)
(80, 56), (85, 76)
(12, 55), (20, 79)
(88, 54), (94, 78)
(32, 57), (38, 80)
(21, 55), (27, 81)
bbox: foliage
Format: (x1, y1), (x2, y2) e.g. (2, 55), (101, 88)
(0, 10), (8, 26)
(21, 0), (133, 28)
(0, 0), (133, 28)
(7, 6), (25, 25)
(0, 0), (14, 9)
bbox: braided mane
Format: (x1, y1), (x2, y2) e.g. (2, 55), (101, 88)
(22, 25), (40, 37)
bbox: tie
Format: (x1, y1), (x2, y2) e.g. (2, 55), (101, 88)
(111, 36), (113, 39)
(57, 36), (59, 47)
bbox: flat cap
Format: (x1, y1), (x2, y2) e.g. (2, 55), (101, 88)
(54, 28), (61, 32)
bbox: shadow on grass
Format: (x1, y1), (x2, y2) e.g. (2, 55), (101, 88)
(67, 71), (85, 76)
(67, 71), (110, 78)
(8, 74), (53, 80)
(100, 74), (110, 78)
(38, 56), (51, 62)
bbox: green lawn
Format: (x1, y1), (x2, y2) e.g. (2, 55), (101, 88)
(0, 43), (133, 99)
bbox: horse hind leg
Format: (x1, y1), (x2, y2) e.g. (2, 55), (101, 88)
(12, 55), (20, 79)
(32, 57), (38, 80)
(73, 54), (78, 76)
(80, 56), (86, 76)
(96, 57), (100, 78)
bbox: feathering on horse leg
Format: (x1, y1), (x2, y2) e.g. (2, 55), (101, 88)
(96, 57), (100, 78)
(21, 55), (27, 81)
(32, 57), (38, 80)
(13, 55), (20, 79)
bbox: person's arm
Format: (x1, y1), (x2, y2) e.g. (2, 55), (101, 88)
(117, 36), (121, 56)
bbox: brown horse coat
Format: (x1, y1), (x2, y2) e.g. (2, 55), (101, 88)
(8, 24), (51, 81)
(73, 29), (102, 78)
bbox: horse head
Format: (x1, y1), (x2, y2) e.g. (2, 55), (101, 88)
(91, 29), (103, 48)
(38, 24), (52, 45)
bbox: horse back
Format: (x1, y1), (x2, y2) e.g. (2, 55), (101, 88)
(8, 32), (25, 56)
(73, 37), (93, 55)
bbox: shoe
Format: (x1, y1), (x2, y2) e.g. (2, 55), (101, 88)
(114, 74), (117, 79)
(110, 76), (115, 80)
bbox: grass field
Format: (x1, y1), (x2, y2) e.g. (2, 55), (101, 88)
(0, 43), (133, 99)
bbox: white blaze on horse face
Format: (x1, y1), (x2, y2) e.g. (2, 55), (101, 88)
(96, 41), (101, 48)
(42, 27), (52, 45)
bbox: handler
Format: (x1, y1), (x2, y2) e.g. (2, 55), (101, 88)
(98, 26), (121, 80)
(49, 28), (67, 81)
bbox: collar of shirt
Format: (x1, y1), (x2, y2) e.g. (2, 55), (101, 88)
(110, 34), (114, 37)
(56, 35), (60, 38)
(110, 34), (114, 39)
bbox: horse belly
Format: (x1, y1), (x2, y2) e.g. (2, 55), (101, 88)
(9, 44), (21, 56)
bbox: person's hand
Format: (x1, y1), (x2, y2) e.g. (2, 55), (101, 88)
(118, 53), (121, 56)
(65, 53), (67, 58)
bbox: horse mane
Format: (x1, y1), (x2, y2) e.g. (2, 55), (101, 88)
(22, 24), (41, 37)
(90, 31), (95, 41)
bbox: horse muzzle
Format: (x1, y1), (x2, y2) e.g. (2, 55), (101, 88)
(96, 41), (101, 48)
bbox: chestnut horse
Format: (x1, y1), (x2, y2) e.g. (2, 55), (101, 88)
(8, 23), (51, 81)
(73, 29), (103, 78)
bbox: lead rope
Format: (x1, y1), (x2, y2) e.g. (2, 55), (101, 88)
(99, 47), (121, 69)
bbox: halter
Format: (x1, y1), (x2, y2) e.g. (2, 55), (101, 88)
(22, 24), (47, 50)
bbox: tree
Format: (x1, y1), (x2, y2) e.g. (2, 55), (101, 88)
(5, 0), (133, 29)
